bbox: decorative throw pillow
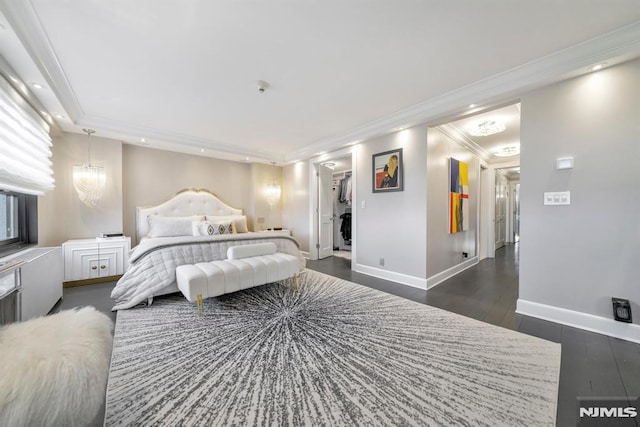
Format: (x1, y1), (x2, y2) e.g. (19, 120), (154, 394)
(199, 221), (234, 236)
(147, 215), (204, 238)
(206, 215), (249, 234)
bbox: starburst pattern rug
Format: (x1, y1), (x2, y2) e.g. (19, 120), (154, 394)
(105, 269), (560, 426)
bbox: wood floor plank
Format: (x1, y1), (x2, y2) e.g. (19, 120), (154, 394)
(609, 337), (640, 397)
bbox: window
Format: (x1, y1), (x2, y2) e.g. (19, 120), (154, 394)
(0, 193), (18, 243)
(0, 190), (37, 256)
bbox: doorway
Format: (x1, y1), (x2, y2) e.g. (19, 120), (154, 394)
(317, 155), (353, 261)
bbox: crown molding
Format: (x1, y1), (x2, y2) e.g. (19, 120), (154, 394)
(436, 124), (493, 163)
(284, 21), (640, 162)
(0, 0), (84, 121)
(78, 114), (284, 163)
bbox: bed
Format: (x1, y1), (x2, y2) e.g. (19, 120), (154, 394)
(110, 189), (305, 310)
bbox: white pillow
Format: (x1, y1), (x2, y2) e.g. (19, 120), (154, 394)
(147, 215), (204, 238)
(227, 243), (277, 259)
(206, 215), (248, 233)
(196, 221), (234, 236)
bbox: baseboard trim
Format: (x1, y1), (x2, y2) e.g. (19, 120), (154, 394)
(353, 263), (426, 290)
(426, 257), (479, 289)
(516, 299), (640, 344)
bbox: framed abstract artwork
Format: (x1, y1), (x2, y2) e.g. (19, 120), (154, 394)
(372, 148), (403, 193)
(449, 157), (469, 233)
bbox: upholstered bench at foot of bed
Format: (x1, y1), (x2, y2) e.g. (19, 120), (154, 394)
(176, 243), (300, 315)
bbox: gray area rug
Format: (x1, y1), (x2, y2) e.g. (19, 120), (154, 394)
(105, 269), (560, 426)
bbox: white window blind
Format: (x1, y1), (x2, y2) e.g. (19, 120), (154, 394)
(0, 75), (54, 195)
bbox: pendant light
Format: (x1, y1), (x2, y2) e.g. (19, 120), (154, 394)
(72, 128), (106, 207)
(265, 162), (281, 206)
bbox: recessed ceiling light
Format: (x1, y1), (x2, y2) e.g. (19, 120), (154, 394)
(54, 114), (65, 119)
(32, 83), (43, 89)
(140, 138), (146, 143)
(245, 157), (250, 161)
(589, 63), (607, 72)
(200, 149), (205, 153)
(469, 104), (477, 108)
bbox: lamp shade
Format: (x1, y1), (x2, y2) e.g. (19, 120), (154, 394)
(73, 163), (105, 208)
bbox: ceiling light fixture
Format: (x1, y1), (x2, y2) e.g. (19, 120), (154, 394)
(493, 145), (520, 157)
(468, 120), (506, 137)
(469, 104), (477, 108)
(200, 149), (205, 153)
(73, 129), (106, 207)
(31, 83), (43, 89)
(54, 114), (65, 119)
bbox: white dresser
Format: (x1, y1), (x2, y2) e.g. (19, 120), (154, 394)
(62, 237), (131, 283)
(0, 247), (63, 323)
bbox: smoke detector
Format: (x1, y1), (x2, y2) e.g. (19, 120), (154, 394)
(257, 80), (269, 93)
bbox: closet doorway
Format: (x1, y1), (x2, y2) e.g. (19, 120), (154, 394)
(318, 155), (353, 261)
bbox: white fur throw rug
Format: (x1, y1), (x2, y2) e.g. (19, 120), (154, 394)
(0, 307), (114, 427)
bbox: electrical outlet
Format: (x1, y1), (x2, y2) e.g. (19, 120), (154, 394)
(612, 298), (632, 323)
(462, 252), (468, 258)
(379, 257), (384, 267)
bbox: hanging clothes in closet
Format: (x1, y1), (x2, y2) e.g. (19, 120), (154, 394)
(338, 174), (352, 205)
(340, 210), (351, 245)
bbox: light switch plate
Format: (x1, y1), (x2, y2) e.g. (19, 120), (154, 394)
(544, 191), (571, 205)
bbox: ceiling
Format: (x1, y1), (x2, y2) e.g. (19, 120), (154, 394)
(443, 103), (521, 164)
(0, 1), (639, 164)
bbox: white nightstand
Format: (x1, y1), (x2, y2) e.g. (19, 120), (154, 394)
(62, 237), (131, 284)
(258, 229), (291, 237)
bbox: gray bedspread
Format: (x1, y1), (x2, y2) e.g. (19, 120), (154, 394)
(110, 234), (305, 310)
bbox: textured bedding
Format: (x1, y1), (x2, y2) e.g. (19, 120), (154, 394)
(111, 234), (305, 310)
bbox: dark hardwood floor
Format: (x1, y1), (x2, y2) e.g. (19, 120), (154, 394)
(306, 244), (640, 427)
(59, 243), (640, 426)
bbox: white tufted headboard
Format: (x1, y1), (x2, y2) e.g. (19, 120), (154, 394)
(136, 188), (243, 241)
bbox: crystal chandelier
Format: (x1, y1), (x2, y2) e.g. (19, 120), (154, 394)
(73, 129), (105, 207)
(494, 145), (520, 157)
(468, 120), (506, 137)
(265, 162), (281, 206)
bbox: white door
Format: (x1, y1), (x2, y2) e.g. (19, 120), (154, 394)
(495, 172), (507, 250)
(318, 164), (334, 259)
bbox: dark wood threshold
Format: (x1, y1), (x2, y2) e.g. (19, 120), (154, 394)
(63, 275), (122, 288)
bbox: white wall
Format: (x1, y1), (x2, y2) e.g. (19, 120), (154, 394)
(248, 163), (283, 232)
(426, 128), (480, 278)
(519, 58), (640, 335)
(354, 127), (427, 286)
(39, 137), (283, 247)
(38, 133), (123, 245)
(282, 161), (310, 253)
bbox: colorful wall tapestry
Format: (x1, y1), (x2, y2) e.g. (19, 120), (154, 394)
(449, 158), (469, 233)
